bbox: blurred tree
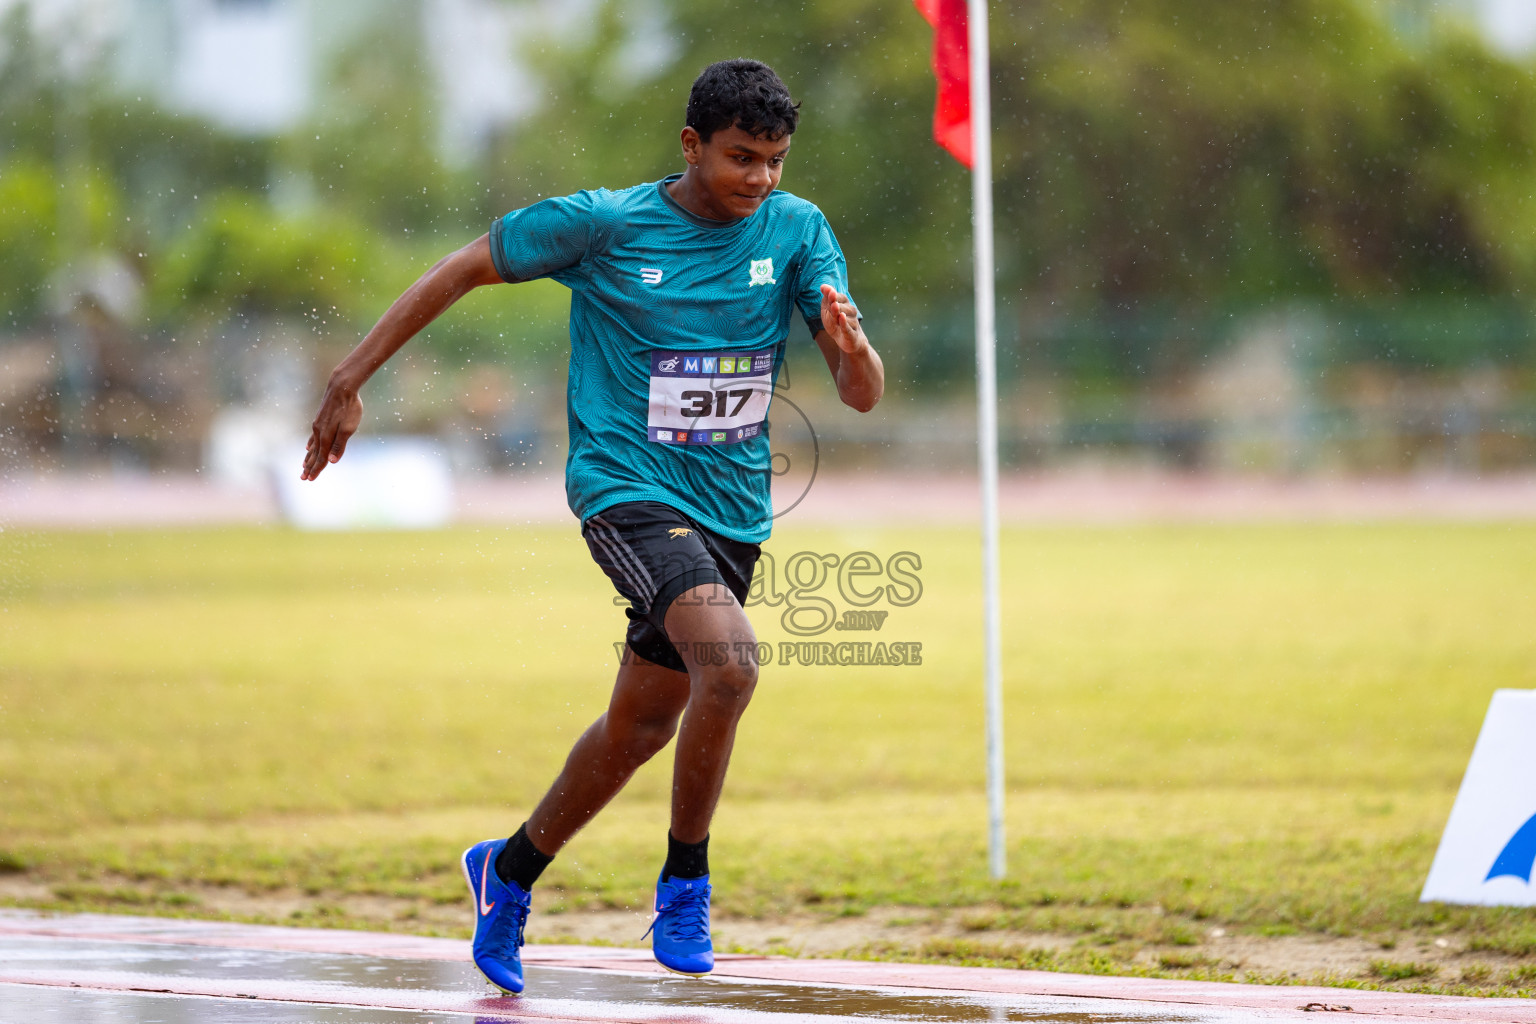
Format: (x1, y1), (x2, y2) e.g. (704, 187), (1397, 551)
(486, 0), (1536, 379)
(0, 7), (273, 329)
(992, 0), (1527, 305)
(281, 19), (460, 240)
(6, 0), (1536, 382)
(150, 190), (407, 333)
(988, 0), (1536, 372)
(0, 157), (61, 328)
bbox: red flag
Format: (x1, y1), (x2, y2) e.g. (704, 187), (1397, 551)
(914, 0), (971, 167)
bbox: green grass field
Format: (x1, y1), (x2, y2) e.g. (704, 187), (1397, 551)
(3, 521), (1536, 993)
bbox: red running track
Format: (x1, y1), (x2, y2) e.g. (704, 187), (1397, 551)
(0, 910), (1530, 1023)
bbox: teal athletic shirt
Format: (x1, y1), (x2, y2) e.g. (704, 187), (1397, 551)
(489, 174), (857, 544)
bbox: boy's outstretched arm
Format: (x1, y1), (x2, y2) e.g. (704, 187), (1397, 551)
(813, 282), (883, 413)
(302, 233), (508, 480)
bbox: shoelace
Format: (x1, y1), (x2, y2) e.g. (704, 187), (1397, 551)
(485, 898), (528, 960)
(652, 884), (710, 943)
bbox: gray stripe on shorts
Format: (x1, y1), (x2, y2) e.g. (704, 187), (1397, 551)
(588, 525), (649, 602)
(588, 515), (656, 604)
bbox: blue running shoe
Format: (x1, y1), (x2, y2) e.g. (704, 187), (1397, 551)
(461, 839), (531, 994)
(645, 872), (713, 976)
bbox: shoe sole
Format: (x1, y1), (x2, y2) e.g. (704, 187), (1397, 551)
(461, 845), (522, 997)
(655, 960), (712, 979)
(458, 845), (479, 925)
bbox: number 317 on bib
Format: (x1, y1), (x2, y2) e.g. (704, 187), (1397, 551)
(647, 348), (774, 446)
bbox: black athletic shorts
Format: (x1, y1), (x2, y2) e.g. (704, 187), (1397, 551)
(581, 501), (761, 673)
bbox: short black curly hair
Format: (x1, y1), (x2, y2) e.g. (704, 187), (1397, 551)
(685, 59), (801, 142)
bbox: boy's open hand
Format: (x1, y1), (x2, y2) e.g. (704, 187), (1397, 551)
(820, 283), (866, 355)
(301, 378), (363, 481)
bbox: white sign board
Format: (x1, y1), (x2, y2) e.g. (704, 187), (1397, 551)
(271, 437), (455, 530)
(1421, 689), (1536, 906)
(206, 407), (301, 489)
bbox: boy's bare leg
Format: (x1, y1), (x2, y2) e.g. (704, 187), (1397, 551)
(662, 583), (759, 844)
(522, 581), (757, 853)
(523, 655), (691, 855)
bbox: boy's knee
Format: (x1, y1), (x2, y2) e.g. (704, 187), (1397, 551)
(595, 706), (677, 765)
(616, 715), (677, 762)
(695, 659), (757, 708)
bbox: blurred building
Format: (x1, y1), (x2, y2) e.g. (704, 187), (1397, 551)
(118, 0), (543, 158)
(6, 0), (576, 159)
(116, 0), (313, 135)
(1475, 0), (1536, 53)
(1381, 0), (1536, 51)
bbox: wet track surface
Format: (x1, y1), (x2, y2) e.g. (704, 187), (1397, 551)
(0, 912), (1530, 1024)
(0, 934), (1221, 1023)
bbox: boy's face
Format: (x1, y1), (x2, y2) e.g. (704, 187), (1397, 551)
(680, 124), (791, 220)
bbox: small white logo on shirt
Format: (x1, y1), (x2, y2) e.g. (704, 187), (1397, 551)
(748, 258), (775, 287)
(640, 268), (664, 285)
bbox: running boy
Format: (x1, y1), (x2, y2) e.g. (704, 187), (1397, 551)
(301, 59), (883, 993)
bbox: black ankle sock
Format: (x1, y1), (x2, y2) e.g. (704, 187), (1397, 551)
(662, 832), (709, 881)
(494, 823), (553, 892)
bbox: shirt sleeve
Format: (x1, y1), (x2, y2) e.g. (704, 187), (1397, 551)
(795, 212), (858, 339)
(489, 191), (606, 285)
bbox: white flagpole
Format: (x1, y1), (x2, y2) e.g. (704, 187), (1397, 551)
(967, 0), (1005, 880)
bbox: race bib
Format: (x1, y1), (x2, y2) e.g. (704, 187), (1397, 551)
(647, 348), (774, 445)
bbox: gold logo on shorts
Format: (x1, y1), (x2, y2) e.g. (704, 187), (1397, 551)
(668, 528), (693, 539)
